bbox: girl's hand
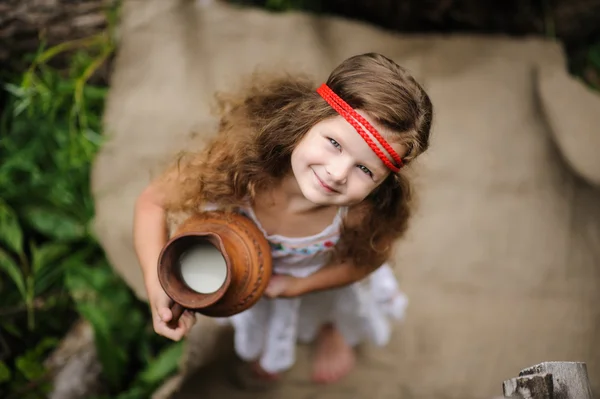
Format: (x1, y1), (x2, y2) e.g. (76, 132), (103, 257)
(264, 274), (303, 298)
(147, 280), (197, 341)
(265, 261), (373, 299)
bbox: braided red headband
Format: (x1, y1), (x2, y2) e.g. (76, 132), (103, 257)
(316, 83), (403, 173)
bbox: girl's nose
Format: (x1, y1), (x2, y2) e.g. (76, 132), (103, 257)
(326, 157), (352, 184)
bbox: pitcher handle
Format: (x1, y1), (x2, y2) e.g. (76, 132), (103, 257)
(167, 303), (186, 329)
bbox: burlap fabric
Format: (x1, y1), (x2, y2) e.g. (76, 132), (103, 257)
(91, 1), (600, 397)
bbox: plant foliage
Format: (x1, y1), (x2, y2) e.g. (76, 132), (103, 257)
(0, 10), (182, 399)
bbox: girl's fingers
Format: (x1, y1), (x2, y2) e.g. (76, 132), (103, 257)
(157, 306), (172, 322)
(265, 274), (292, 297)
(181, 310), (197, 331)
(156, 320), (185, 341)
(154, 310), (196, 341)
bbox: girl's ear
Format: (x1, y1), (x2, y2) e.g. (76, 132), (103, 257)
(536, 63), (600, 187)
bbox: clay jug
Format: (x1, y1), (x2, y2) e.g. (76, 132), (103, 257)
(157, 210), (272, 326)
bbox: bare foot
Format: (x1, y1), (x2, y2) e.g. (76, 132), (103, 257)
(229, 359), (280, 391)
(311, 324), (356, 384)
(250, 360), (280, 381)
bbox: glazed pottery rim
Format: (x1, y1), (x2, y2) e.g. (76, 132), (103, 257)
(157, 230), (232, 310)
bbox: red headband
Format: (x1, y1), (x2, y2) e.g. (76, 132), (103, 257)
(316, 83), (403, 173)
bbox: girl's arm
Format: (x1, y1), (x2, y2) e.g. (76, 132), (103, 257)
(134, 183), (169, 289)
(265, 261), (377, 298)
(295, 261), (373, 294)
(133, 179), (197, 340)
(264, 211), (382, 298)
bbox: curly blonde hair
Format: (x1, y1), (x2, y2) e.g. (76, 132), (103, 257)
(160, 53), (433, 270)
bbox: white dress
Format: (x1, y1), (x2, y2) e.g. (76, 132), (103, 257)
(217, 205), (408, 374)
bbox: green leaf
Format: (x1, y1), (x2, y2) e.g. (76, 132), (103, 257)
(0, 248), (26, 300)
(4, 83), (26, 98)
(15, 356), (45, 382)
(83, 85), (108, 100)
(114, 386), (147, 399)
(0, 200), (23, 254)
(138, 341), (183, 384)
(1, 320), (22, 337)
(83, 127), (104, 146)
(21, 206), (86, 240)
(13, 97), (32, 117)
(65, 264), (109, 296)
(79, 303), (127, 388)
(0, 361), (11, 383)
(64, 265), (133, 388)
(47, 180), (77, 209)
(15, 337), (58, 381)
(31, 242), (71, 295)
(30, 242), (70, 276)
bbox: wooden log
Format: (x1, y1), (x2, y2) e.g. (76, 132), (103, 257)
(43, 319), (103, 399)
(0, 0), (118, 71)
(503, 373), (553, 399)
(503, 361), (594, 399)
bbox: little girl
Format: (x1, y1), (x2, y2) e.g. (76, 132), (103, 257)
(133, 52), (433, 384)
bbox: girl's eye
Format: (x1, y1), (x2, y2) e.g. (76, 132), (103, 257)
(357, 165), (373, 177)
(328, 138), (341, 149)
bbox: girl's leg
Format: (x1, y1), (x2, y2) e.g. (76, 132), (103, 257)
(249, 297), (301, 381)
(311, 323), (356, 383)
(230, 299), (281, 382)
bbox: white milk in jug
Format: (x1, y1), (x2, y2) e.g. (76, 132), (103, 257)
(179, 242), (227, 293)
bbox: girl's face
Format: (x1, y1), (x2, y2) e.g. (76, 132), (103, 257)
(291, 110), (406, 207)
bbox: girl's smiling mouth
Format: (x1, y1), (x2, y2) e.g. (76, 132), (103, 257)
(313, 170), (339, 193)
